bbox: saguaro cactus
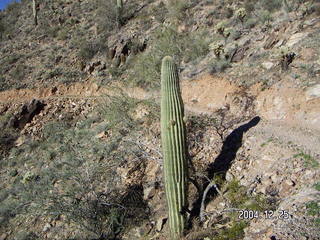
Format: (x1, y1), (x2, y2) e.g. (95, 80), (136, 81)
(32, 0), (38, 26)
(116, 0), (123, 28)
(117, 0), (123, 9)
(160, 56), (188, 239)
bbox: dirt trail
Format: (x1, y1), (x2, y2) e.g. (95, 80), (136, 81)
(1, 74), (319, 154)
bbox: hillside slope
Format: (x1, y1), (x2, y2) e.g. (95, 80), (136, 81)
(0, 0), (319, 240)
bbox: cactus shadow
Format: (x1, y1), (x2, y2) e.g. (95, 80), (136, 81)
(207, 116), (260, 179)
(188, 116), (261, 225)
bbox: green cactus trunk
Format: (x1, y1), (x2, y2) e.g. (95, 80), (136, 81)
(32, 0), (38, 26)
(116, 0), (123, 28)
(117, 0), (123, 9)
(161, 56), (188, 239)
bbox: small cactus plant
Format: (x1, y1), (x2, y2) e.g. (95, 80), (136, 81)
(160, 56), (188, 239)
(215, 21), (231, 43)
(235, 7), (247, 24)
(209, 42), (224, 59)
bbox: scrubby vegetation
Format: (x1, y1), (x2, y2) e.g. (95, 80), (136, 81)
(0, 0), (319, 239)
(0, 94), (159, 239)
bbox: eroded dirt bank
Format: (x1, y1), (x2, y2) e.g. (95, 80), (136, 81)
(2, 74), (318, 132)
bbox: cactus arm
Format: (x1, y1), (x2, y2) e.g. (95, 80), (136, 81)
(161, 56), (188, 239)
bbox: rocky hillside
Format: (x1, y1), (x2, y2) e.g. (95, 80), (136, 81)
(0, 0), (319, 240)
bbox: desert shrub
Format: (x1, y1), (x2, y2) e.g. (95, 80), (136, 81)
(223, 7), (234, 18)
(57, 28), (69, 40)
(44, 67), (63, 80)
(211, 221), (247, 240)
(46, 25), (61, 38)
(76, 39), (106, 61)
(166, 0), (191, 22)
(152, 1), (168, 23)
(209, 59), (231, 73)
(0, 94), (155, 238)
(2, 1), (22, 36)
(245, 17), (258, 29)
(127, 26), (209, 89)
(14, 231), (39, 240)
(184, 30), (210, 62)
(100, 93), (139, 130)
(95, 0), (140, 34)
(244, 0), (256, 15)
(260, 0), (282, 12)
(95, 0), (119, 33)
(3, 54), (22, 65)
(10, 65), (27, 81)
(229, 29), (242, 41)
(0, 76), (10, 91)
(0, 194), (20, 229)
(59, 70), (84, 84)
(259, 9), (273, 24)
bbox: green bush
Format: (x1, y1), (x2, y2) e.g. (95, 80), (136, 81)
(14, 231), (39, 240)
(152, 2), (168, 23)
(10, 65), (26, 81)
(244, 0), (256, 15)
(306, 201), (320, 216)
(95, 0), (139, 33)
(208, 59), (231, 74)
(95, 0), (119, 33)
(212, 221), (247, 240)
(127, 26), (209, 89)
(2, 1), (21, 37)
(57, 28), (69, 40)
(0, 94), (155, 238)
(259, 10), (273, 24)
(261, 0), (282, 12)
(314, 182), (320, 191)
(77, 40), (105, 61)
(166, 0), (191, 22)
(245, 17), (258, 29)
(46, 25), (61, 38)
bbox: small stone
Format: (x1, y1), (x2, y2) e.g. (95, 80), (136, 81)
(143, 185), (156, 200)
(271, 174), (280, 183)
(285, 179), (295, 186)
(95, 131), (107, 139)
(0, 233), (8, 240)
(261, 62), (274, 70)
(43, 223), (52, 232)
(225, 171), (234, 182)
(305, 84), (320, 100)
(156, 216), (167, 232)
(287, 32), (305, 47)
(15, 136), (26, 147)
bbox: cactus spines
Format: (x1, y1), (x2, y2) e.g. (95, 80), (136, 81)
(161, 56), (188, 239)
